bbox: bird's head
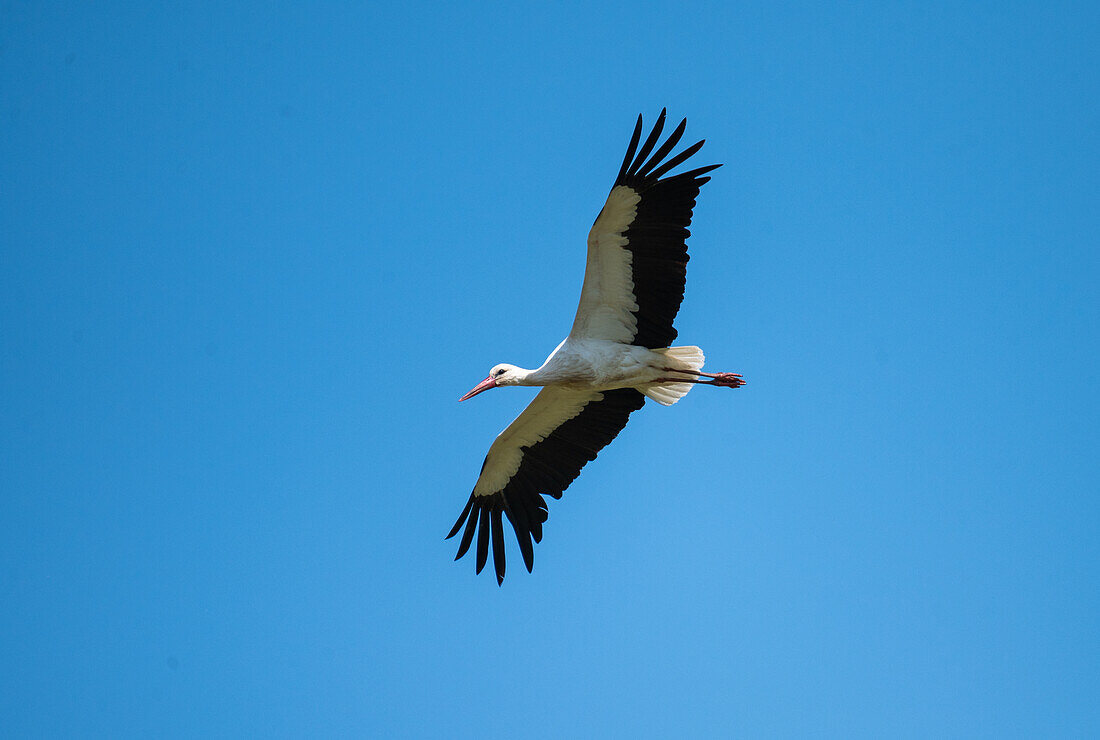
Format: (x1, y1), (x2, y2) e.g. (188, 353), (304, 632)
(459, 364), (521, 401)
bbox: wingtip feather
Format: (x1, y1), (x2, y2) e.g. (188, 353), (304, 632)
(474, 505), (491, 574)
(491, 506), (506, 585)
(445, 495), (474, 540)
(637, 117), (688, 179)
(454, 499), (479, 559)
(627, 110), (667, 179)
(615, 114), (645, 183)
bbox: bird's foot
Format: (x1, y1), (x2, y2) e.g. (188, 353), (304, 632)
(710, 372), (745, 388)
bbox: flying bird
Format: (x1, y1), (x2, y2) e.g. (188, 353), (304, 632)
(449, 110), (744, 584)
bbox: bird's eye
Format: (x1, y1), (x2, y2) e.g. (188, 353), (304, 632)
(495, 369), (505, 376)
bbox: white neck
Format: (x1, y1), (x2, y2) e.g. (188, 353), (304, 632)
(514, 367), (539, 386)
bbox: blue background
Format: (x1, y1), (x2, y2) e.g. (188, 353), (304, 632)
(2, 2), (1098, 736)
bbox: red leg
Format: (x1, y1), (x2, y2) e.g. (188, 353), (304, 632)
(651, 374), (745, 388)
(659, 367), (746, 388)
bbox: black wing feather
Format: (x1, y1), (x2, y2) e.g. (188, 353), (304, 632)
(614, 115), (644, 184)
(454, 494), (479, 560)
(447, 389), (646, 584)
(613, 112), (721, 349)
(474, 505), (490, 575)
(637, 117), (686, 179)
(491, 508), (506, 586)
(626, 108), (667, 179)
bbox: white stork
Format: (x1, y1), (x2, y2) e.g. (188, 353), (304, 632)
(449, 110), (744, 584)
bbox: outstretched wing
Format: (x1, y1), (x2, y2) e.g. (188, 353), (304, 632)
(447, 387), (646, 584)
(570, 109), (720, 348)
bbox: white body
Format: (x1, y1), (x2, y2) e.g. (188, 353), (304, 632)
(529, 338), (668, 389)
(520, 338), (704, 402)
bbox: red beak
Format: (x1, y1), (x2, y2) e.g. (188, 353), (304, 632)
(459, 376), (497, 402)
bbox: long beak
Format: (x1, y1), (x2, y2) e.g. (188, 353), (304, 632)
(459, 376), (497, 402)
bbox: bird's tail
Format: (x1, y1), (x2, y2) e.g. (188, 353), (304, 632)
(642, 346), (705, 406)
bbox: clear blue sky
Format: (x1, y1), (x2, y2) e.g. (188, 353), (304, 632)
(2, 2), (1098, 736)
